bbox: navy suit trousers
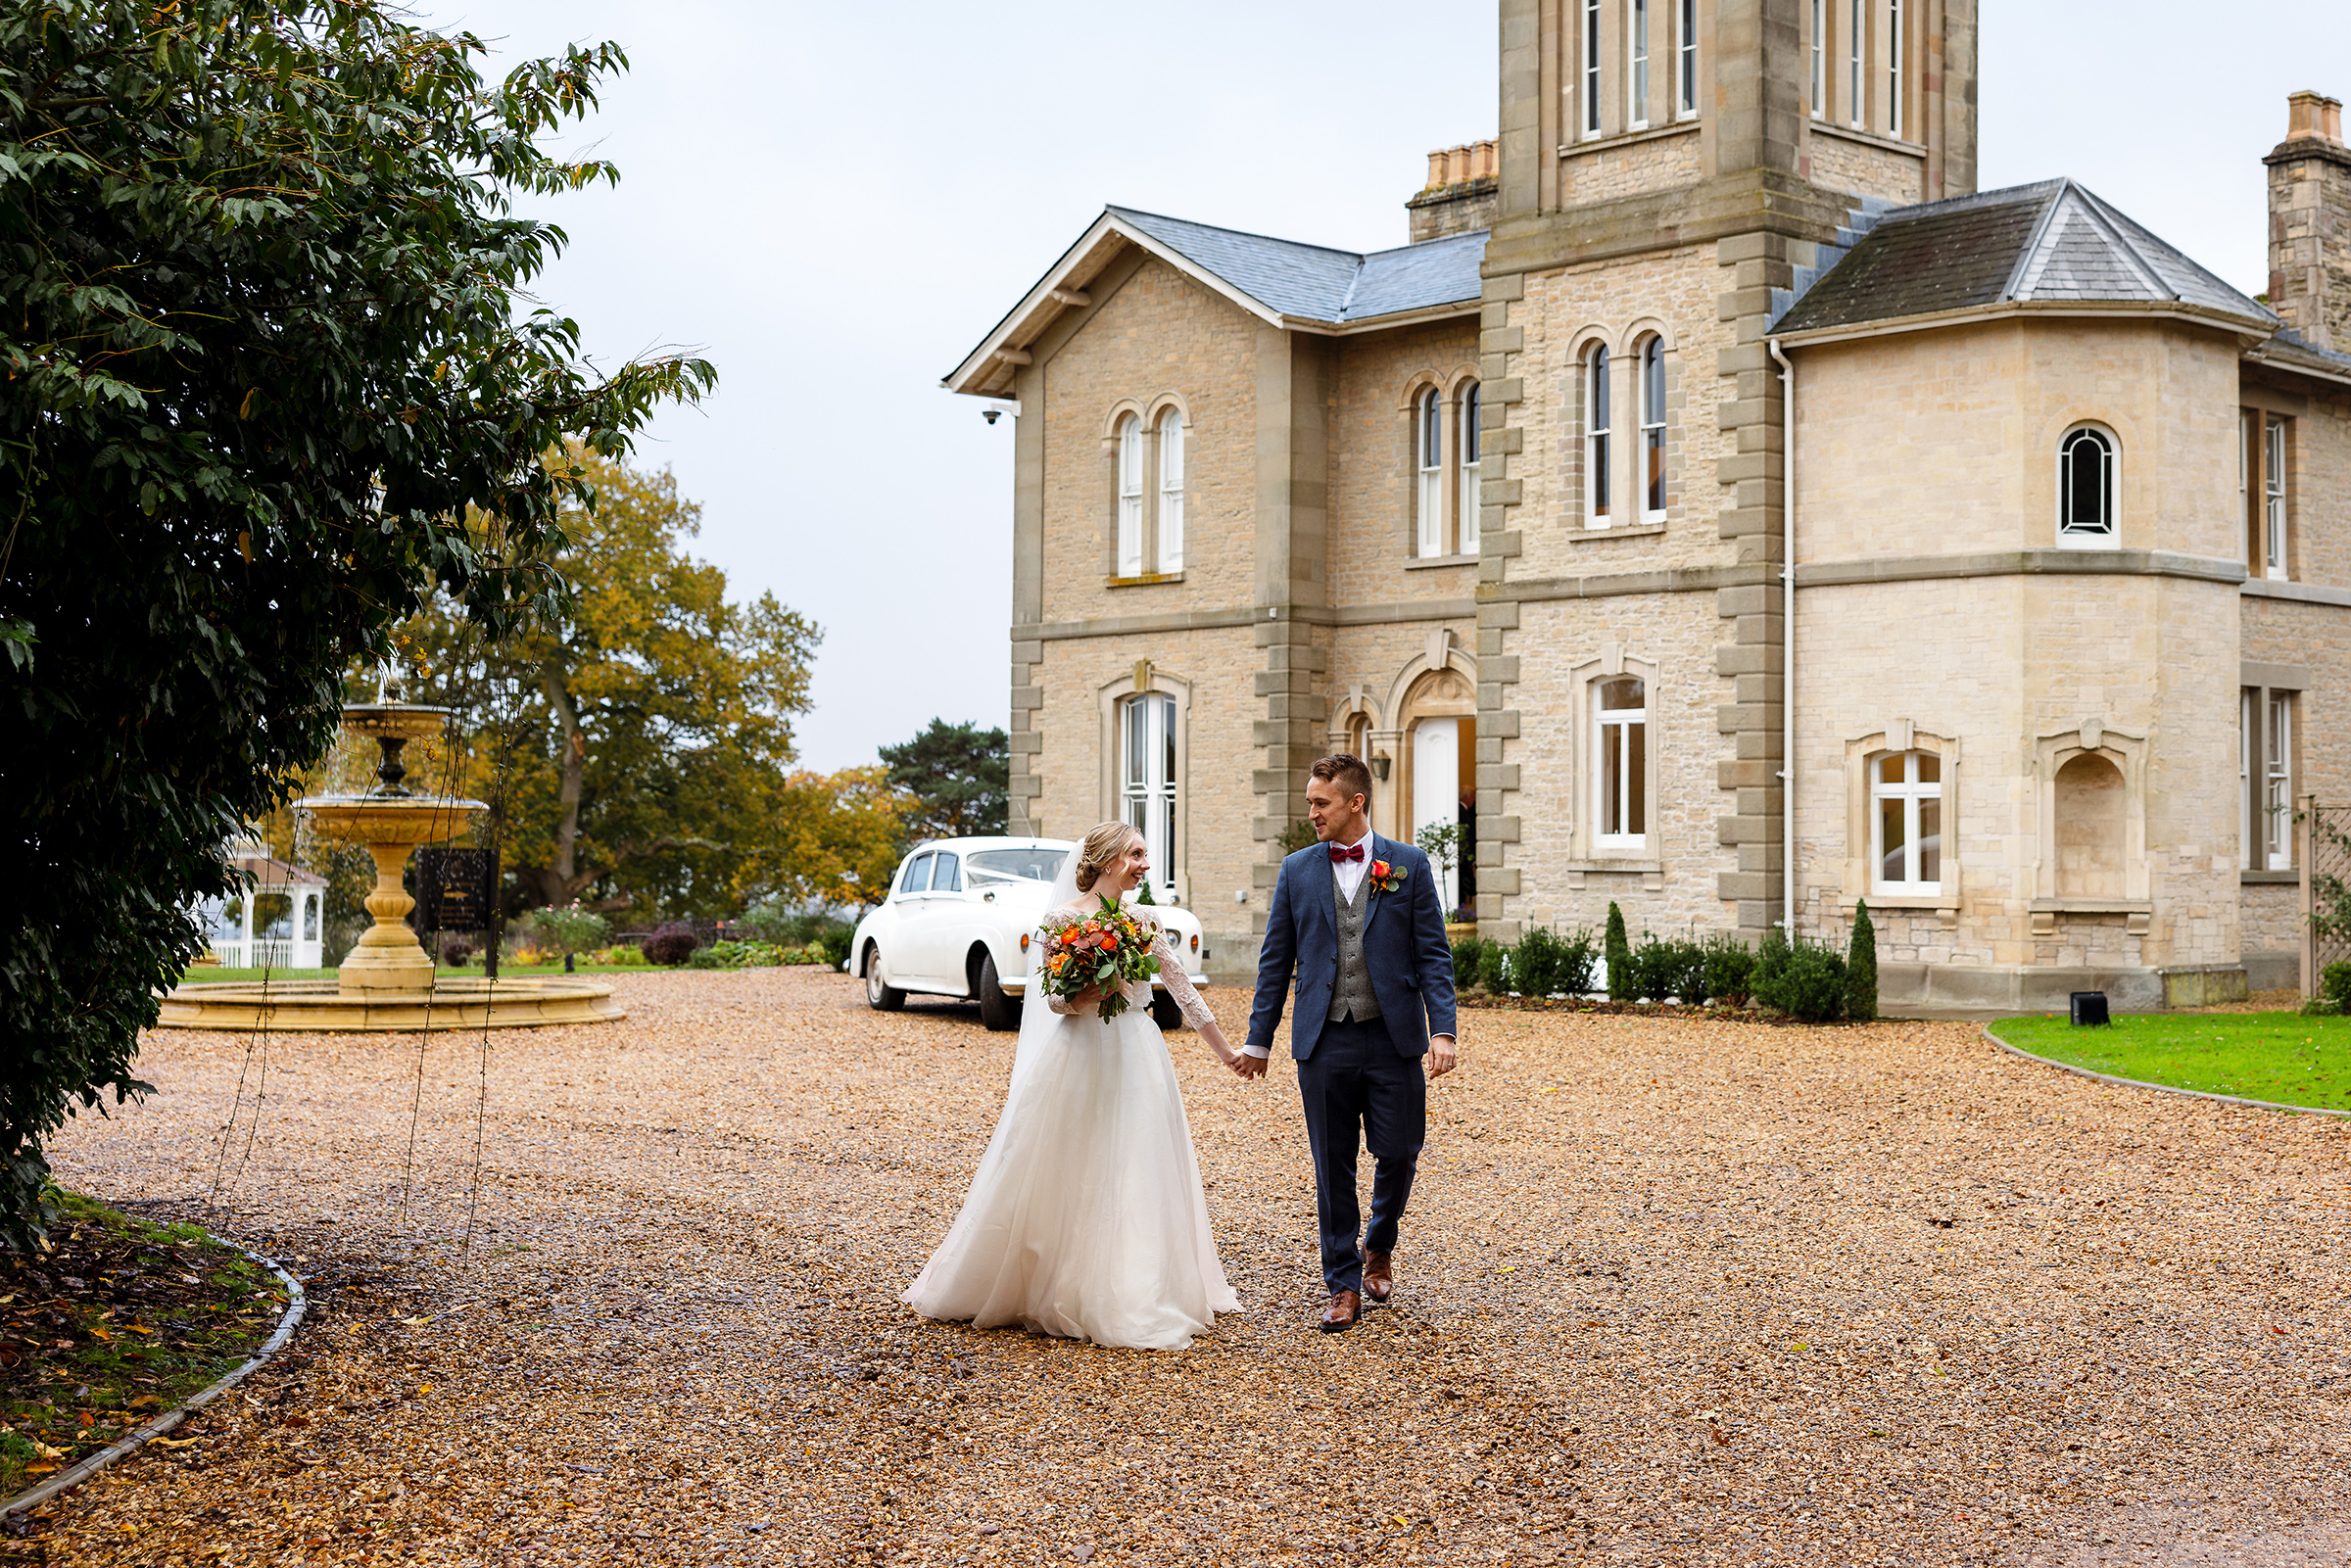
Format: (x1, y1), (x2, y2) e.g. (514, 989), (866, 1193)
(1295, 1016), (1426, 1295)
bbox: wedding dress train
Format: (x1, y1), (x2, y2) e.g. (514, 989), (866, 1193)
(901, 917), (1239, 1350)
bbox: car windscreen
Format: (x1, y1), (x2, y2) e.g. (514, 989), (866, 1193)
(965, 848), (1069, 883)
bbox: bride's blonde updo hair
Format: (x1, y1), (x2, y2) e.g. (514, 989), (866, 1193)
(1071, 821), (1140, 893)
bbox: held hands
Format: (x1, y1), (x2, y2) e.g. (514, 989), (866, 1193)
(1198, 1022), (1256, 1078)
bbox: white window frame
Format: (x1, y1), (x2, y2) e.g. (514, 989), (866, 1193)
(2240, 688), (2255, 872)
(1121, 692), (1179, 898)
(1116, 413), (1144, 576)
(1870, 749), (1943, 894)
(2238, 411), (2251, 568)
(1810, 0), (1825, 118)
(1585, 347), (1612, 529)
(1459, 382), (1482, 555)
(2055, 424), (2118, 549)
(1156, 406), (1184, 572)
(1676, 0), (1698, 119)
(2265, 415), (2287, 581)
(1594, 676), (1649, 851)
(1415, 387), (1445, 558)
(1887, 0), (1902, 136)
(1584, 0), (1604, 136)
(1628, 0), (1651, 130)
(1847, 0), (1863, 128)
(2266, 691), (2293, 871)
(1639, 337), (1666, 524)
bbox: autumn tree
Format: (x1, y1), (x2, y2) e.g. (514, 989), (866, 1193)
(880, 719), (1010, 843)
(0, 3), (709, 1242)
(750, 768), (915, 910)
(404, 451), (819, 918)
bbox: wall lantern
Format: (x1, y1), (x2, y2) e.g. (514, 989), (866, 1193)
(1370, 751), (1392, 781)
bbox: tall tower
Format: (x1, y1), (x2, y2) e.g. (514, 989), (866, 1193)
(1473, 0), (1978, 940)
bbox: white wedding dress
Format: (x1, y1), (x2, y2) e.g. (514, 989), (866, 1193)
(902, 884), (1239, 1350)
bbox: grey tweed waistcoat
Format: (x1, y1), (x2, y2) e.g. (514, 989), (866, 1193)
(1326, 863), (1382, 1023)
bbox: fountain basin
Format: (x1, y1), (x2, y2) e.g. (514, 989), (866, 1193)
(157, 975), (625, 1032)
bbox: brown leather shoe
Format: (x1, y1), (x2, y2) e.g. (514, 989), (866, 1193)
(1363, 1250), (1394, 1305)
(1318, 1289), (1363, 1333)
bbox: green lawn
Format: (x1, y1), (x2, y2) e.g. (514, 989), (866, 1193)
(1990, 1012), (2351, 1113)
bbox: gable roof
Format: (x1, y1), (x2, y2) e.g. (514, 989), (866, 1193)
(944, 208), (1486, 397)
(1772, 179), (2277, 340)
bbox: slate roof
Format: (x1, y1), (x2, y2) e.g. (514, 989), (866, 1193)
(1108, 207), (1488, 325)
(1773, 180), (2275, 336)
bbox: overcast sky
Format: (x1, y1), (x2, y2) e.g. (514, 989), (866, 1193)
(414, 0), (2351, 772)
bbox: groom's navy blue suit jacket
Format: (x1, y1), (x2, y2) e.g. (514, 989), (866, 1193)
(1245, 834), (1458, 1062)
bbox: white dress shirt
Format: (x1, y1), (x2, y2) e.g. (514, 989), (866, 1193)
(1329, 829), (1376, 903)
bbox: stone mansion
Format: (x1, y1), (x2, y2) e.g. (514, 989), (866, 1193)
(945, 1), (2351, 1013)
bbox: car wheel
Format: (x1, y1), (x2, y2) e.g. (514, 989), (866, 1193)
(977, 952), (1021, 1031)
(1150, 990), (1184, 1032)
(864, 946), (905, 1012)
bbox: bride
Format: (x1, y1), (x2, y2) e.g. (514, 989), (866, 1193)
(902, 821), (1245, 1350)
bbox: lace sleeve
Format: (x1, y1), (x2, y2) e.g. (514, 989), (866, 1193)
(1151, 931), (1216, 1030)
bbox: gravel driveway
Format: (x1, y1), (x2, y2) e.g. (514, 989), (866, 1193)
(31, 968), (2351, 1566)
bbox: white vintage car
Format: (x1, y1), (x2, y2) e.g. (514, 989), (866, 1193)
(847, 836), (1210, 1031)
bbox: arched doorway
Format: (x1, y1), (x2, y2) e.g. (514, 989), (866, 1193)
(1399, 664), (1475, 917)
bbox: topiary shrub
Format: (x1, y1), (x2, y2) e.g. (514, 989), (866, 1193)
(642, 921), (698, 967)
(1554, 927), (1601, 996)
(1847, 900), (1879, 1022)
(1625, 934), (1672, 1003)
(815, 926), (855, 970)
(1451, 932), (1489, 990)
(1703, 934), (1756, 1008)
(2322, 960), (2351, 1012)
(1659, 937), (1709, 1006)
(1605, 902), (1632, 1001)
(1477, 940), (1511, 994)
(1752, 931), (1848, 1022)
(1512, 926), (1564, 998)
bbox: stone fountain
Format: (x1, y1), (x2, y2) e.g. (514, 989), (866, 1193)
(161, 700), (624, 1031)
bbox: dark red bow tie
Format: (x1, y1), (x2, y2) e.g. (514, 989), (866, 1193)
(1328, 843), (1366, 863)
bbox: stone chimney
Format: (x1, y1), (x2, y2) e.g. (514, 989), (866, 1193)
(2266, 90), (2351, 353)
(1406, 139), (1498, 244)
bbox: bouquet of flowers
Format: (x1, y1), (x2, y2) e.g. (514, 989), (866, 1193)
(1037, 896), (1162, 1020)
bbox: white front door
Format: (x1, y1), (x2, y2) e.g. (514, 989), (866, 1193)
(1413, 718), (1460, 911)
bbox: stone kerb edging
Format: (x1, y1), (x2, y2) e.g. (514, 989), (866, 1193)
(1, 1235), (309, 1526)
(1981, 1023), (2351, 1120)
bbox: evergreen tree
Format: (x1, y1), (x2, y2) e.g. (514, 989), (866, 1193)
(1847, 900), (1880, 1022)
(880, 719), (1010, 842)
(1605, 901), (1633, 1001)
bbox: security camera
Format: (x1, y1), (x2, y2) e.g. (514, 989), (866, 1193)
(983, 409), (1000, 425)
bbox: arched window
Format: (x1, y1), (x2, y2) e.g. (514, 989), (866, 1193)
(1871, 750), (1942, 892)
(1415, 387), (1444, 557)
(1116, 414), (1144, 576)
(1458, 382), (1482, 555)
(1639, 336), (1666, 523)
(2057, 426), (2116, 546)
(1585, 346), (1611, 528)
(1121, 692), (1177, 896)
(1156, 407), (1184, 572)
(1595, 676), (1647, 848)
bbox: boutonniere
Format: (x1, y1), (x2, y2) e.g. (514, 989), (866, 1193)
(1367, 859), (1406, 895)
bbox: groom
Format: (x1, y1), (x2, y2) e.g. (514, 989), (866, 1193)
(1237, 752), (1457, 1333)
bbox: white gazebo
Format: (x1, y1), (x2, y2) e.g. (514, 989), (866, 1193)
(199, 836), (327, 970)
